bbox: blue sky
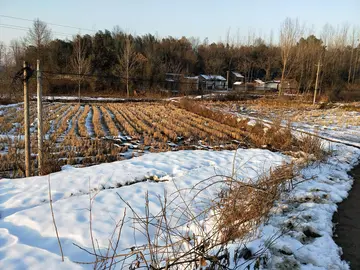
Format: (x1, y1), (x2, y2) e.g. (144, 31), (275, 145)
(0, 0), (359, 45)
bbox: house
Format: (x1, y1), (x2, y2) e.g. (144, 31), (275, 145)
(264, 80), (280, 91)
(198, 74), (227, 90)
(229, 71), (245, 88)
(180, 76), (199, 94)
(254, 79), (265, 86)
(165, 73), (182, 93)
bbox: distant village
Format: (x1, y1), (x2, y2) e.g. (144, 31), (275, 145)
(165, 72), (298, 94)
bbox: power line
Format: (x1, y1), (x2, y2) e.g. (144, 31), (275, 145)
(0, 23), (73, 37)
(0, 14), (95, 33)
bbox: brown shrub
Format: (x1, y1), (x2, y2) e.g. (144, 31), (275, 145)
(217, 163), (295, 243)
(297, 134), (326, 162)
(0, 136), (34, 177)
(262, 121), (294, 151)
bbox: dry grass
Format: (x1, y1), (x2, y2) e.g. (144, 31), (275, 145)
(179, 100), (297, 151)
(41, 140), (62, 175)
(0, 137), (26, 177)
(99, 106), (120, 137)
(0, 100), (328, 178)
(297, 134), (327, 162)
(217, 163), (295, 243)
(92, 106), (106, 138)
(180, 100), (329, 162)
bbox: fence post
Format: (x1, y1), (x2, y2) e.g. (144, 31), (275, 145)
(23, 61), (30, 177)
(37, 60), (43, 175)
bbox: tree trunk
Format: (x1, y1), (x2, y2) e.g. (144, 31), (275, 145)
(126, 66), (129, 98)
(279, 60), (287, 96)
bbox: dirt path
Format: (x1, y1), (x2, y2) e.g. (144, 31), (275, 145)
(333, 162), (360, 269)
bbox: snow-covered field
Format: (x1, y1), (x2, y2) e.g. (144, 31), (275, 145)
(1, 143), (359, 269)
(0, 149), (286, 269)
(211, 102), (360, 148)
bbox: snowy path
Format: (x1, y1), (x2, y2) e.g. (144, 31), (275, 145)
(241, 143), (360, 269)
(333, 161), (360, 268)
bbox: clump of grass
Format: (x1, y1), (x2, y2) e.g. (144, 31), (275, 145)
(297, 134), (327, 162)
(217, 163), (295, 243)
(0, 137), (26, 177)
(262, 120), (294, 151)
(178, 99), (249, 130)
(42, 145), (62, 174)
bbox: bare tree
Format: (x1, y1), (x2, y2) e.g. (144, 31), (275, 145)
(348, 27), (360, 84)
(0, 42), (4, 67)
(26, 18), (52, 56)
(71, 35), (91, 103)
(0, 42), (6, 98)
(116, 35), (145, 97)
(9, 39), (24, 67)
(352, 30), (360, 84)
(279, 18), (302, 95)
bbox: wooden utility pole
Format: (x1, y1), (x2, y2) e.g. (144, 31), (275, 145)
(37, 60), (43, 175)
(313, 59), (322, 105)
(226, 70), (230, 91)
(78, 37), (81, 104)
(23, 61), (30, 177)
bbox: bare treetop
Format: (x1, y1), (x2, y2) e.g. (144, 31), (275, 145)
(26, 18), (52, 49)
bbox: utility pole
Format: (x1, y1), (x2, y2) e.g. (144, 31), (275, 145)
(352, 40), (360, 84)
(78, 37), (81, 104)
(37, 60), (43, 175)
(313, 59), (322, 105)
(23, 61), (30, 177)
(226, 70), (230, 91)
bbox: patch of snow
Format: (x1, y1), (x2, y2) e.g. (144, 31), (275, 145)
(247, 119), (257, 126)
(0, 102), (23, 110)
(227, 143), (360, 269)
(85, 107), (94, 137)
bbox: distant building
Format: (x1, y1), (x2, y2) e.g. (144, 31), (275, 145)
(264, 80), (280, 90)
(165, 73), (182, 93)
(198, 74), (227, 90)
(181, 76), (199, 94)
(229, 71), (245, 89)
(254, 79), (265, 86)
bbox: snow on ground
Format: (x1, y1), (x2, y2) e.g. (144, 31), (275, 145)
(36, 96), (126, 102)
(232, 143), (360, 269)
(217, 104), (360, 148)
(1, 101), (360, 269)
(1, 143), (359, 269)
(0, 102), (23, 110)
(85, 106), (95, 137)
(0, 149), (287, 269)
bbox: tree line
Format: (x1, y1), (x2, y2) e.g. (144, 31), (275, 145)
(0, 18), (359, 99)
